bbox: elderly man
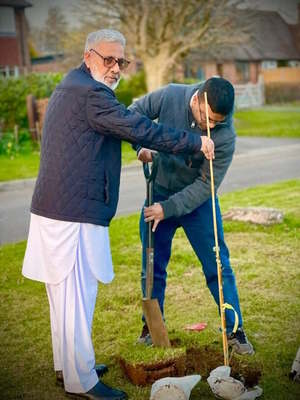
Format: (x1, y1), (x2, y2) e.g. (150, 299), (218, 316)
(22, 29), (214, 400)
(131, 78), (254, 356)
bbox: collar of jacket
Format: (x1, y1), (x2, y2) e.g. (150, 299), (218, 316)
(79, 62), (115, 96)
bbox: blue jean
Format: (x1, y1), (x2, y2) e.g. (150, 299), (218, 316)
(140, 193), (243, 332)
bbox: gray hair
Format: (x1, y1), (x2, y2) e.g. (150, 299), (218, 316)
(84, 29), (126, 52)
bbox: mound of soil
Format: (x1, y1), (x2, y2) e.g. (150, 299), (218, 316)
(119, 342), (262, 387)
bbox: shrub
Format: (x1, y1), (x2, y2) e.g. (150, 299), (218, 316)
(265, 82), (300, 104)
(0, 129), (36, 157)
(115, 70), (147, 106)
(0, 73), (63, 130)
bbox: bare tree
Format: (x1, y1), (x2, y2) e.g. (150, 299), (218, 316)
(41, 6), (68, 54)
(72, 0), (253, 91)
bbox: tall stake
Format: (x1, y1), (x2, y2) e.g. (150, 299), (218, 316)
(204, 92), (229, 366)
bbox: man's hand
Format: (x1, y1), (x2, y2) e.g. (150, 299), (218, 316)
(138, 148), (153, 163)
(201, 136), (215, 160)
(144, 202), (164, 232)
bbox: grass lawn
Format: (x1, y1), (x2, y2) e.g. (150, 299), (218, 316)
(0, 152), (40, 182)
(235, 103), (300, 138)
(0, 180), (299, 399)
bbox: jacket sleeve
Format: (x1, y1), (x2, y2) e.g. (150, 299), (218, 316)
(128, 87), (166, 153)
(86, 86), (202, 155)
(128, 86), (166, 119)
(161, 131), (235, 219)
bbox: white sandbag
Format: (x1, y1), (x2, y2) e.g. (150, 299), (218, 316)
(290, 347), (300, 382)
(207, 366), (263, 400)
(150, 375), (201, 400)
(236, 386), (263, 400)
(208, 375), (245, 400)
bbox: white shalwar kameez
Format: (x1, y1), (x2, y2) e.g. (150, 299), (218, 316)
(22, 213), (114, 393)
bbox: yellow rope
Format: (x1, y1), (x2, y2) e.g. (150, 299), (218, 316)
(222, 303), (239, 334)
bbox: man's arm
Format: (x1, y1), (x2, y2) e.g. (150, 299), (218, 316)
(128, 87), (166, 155)
(161, 134), (235, 219)
(144, 133), (234, 231)
(86, 86), (214, 158)
(129, 86), (166, 119)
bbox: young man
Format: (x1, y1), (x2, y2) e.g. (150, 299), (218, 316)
(22, 29), (214, 400)
(130, 77), (254, 355)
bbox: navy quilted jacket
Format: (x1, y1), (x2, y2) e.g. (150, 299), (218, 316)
(31, 63), (203, 226)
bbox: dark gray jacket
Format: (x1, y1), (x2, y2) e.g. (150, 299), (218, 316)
(129, 83), (236, 218)
(31, 65), (203, 226)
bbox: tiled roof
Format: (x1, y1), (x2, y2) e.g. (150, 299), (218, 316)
(190, 10), (300, 61)
(0, 0), (32, 8)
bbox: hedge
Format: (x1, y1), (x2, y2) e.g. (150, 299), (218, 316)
(265, 82), (300, 104)
(0, 70), (146, 131)
(0, 73), (64, 130)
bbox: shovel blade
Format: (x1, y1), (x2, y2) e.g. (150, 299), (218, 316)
(142, 298), (171, 348)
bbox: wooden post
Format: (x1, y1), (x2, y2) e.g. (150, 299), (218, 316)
(35, 121), (41, 150)
(14, 125), (19, 145)
(26, 95), (37, 141)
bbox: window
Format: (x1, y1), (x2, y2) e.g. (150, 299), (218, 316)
(261, 61), (277, 70)
(217, 63), (223, 77)
(0, 7), (16, 35)
(235, 61), (250, 83)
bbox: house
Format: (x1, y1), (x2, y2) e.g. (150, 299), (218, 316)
(184, 3), (300, 84)
(0, 0), (32, 76)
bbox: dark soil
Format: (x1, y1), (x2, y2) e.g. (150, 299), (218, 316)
(119, 341), (262, 387)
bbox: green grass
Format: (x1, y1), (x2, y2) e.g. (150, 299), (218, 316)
(0, 152), (41, 182)
(0, 180), (300, 399)
(235, 103), (300, 137)
(121, 141), (138, 165)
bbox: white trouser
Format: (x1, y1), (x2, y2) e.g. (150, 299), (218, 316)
(45, 239), (99, 393)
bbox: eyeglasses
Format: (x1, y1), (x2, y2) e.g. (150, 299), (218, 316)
(90, 48), (130, 71)
(197, 95), (225, 126)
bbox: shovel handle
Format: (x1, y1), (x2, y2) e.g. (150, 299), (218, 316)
(143, 155), (158, 299)
(143, 153), (158, 184)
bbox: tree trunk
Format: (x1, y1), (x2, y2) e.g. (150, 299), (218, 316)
(143, 54), (173, 92)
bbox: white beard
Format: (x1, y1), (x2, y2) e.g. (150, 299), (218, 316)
(91, 71), (120, 91)
(109, 78), (121, 91)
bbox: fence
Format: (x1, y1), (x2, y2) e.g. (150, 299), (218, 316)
(234, 78), (265, 109)
(262, 67), (300, 83)
(0, 65), (29, 78)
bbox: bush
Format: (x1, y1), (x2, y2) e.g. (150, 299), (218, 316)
(115, 70), (147, 106)
(0, 73), (63, 130)
(0, 129), (36, 157)
(265, 82), (300, 104)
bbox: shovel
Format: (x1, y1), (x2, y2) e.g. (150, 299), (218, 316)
(142, 155), (171, 348)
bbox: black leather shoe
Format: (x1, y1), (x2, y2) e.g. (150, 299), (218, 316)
(66, 380), (128, 399)
(56, 364), (108, 387)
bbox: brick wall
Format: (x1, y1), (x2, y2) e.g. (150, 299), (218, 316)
(0, 7), (30, 68)
(222, 62), (236, 83)
(0, 37), (21, 66)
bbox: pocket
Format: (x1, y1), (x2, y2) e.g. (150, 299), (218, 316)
(87, 164), (106, 202)
(87, 170), (110, 204)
